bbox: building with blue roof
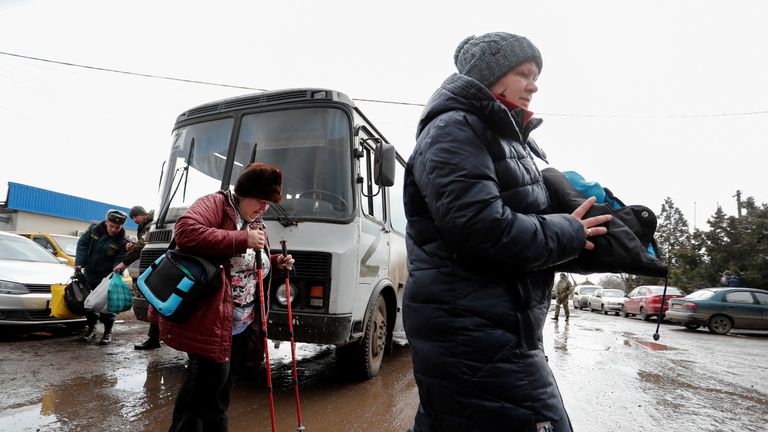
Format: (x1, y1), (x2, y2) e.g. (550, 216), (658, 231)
(0, 182), (139, 236)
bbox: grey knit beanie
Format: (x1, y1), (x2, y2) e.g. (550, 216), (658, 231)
(454, 32), (543, 88)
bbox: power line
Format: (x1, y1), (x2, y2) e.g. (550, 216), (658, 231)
(3, 50), (768, 117)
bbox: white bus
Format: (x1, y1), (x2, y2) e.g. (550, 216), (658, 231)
(137, 88), (407, 378)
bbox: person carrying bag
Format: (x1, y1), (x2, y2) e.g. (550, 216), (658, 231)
(160, 162), (295, 432)
(75, 209), (130, 346)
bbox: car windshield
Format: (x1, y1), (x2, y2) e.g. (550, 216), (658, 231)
(581, 287), (598, 295)
(686, 290), (716, 300)
(603, 290), (624, 297)
(649, 287), (683, 295)
(0, 235), (61, 263)
(51, 235), (78, 256)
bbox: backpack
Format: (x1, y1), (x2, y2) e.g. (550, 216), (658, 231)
(542, 167), (668, 278)
(136, 250), (223, 322)
(64, 270), (92, 315)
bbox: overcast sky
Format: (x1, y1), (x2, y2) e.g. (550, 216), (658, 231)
(1, 0), (766, 231)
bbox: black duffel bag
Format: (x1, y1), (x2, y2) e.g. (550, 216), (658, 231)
(64, 269), (92, 315)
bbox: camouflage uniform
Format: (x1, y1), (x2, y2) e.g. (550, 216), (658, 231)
(553, 276), (574, 321)
(121, 210), (154, 267)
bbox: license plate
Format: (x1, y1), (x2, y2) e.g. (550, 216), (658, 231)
(671, 304), (680, 309)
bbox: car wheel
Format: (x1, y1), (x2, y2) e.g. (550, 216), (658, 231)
(684, 323), (701, 330)
(601, 305), (607, 315)
(622, 305), (630, 318)
(640, 306), (650, 321)
(707, 315), (732, 335)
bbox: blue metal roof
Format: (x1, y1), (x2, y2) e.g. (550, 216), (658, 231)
(6, 182), (138, 230)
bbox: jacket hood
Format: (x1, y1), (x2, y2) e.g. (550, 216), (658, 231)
(417, 74), (547, 161)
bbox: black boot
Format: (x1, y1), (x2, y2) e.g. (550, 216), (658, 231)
(134, 337), (161, 350)
(134, 322), (161, 350)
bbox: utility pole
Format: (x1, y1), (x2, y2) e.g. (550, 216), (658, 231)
(734, 190), (742, 218)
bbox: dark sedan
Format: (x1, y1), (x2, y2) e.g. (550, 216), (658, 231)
(666, 287), (768, 335)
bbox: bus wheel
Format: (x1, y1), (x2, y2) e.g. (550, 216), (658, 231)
(338, 295), (388, 379)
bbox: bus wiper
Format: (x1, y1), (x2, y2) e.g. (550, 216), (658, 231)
(182, 138), (195, 202)
(158, 138), (194, 226)
(271, 202), (298, 227)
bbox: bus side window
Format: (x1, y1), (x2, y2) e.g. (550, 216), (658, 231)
(389, 160), (407, 233)
(360, 143), (384, 223)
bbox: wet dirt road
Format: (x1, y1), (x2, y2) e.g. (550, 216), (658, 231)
(1, 304), (767, 432)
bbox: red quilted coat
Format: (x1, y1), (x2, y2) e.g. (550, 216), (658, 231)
(157, 190), (277, 363)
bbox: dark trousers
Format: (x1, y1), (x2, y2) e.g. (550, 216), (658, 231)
(85, 311), (115, 331)
(169, 325), (260, 432)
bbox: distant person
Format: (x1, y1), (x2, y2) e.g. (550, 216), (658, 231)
(112, 205), (162, 350)
(75, 209), (130, 345)
(721, 270), (741, 287)
(403, 32), (611, 431)
(160, 162), (294, 431)
(552, 273), (574, 322)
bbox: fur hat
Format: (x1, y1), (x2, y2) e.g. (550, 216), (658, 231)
(234, 163), (283, 203)
(454, 32), (542, 88)
(106, 209), (128, 225)
(129, 205), (148, 218)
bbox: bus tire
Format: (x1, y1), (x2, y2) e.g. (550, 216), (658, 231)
(337, 294), (388, 379)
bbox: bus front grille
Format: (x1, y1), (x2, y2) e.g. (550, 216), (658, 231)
(271, 250), (331, 279)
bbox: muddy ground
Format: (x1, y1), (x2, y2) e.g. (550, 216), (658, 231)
(1, 304), (766, 432)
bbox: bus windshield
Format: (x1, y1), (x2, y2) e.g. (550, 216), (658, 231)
(156, 107), (353, 225)
(233, 107), (353, 222)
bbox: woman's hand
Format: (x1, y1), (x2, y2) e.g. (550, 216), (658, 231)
(276, 254), (295, 271)
(247, 227), (266, 250)
(571, 196), (613, 250)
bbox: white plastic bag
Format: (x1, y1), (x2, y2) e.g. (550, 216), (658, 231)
(84, 274), (111, 313)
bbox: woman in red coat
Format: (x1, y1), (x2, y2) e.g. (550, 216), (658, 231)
(160, 162), (294, 432)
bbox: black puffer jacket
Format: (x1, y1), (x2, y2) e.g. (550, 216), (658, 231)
(403, 74), (585, 432)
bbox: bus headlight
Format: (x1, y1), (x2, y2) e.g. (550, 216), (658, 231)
(275, 282), (297, 306)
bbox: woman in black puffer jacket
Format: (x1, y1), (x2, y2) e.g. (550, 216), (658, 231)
(403, 32), (612, 432)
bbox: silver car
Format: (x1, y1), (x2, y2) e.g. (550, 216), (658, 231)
(0, 231), (83, 325)
(588, 288), (626, 315)
(573, 285), (602, 310)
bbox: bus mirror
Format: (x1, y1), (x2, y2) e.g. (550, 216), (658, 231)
(374, 142), (396, 187)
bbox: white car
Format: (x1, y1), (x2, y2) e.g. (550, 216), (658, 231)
(573, 285), (602, 310)
(588, 288), (627, 315)
(0, 231), (83, 326)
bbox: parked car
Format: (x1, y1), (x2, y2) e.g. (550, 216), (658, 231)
(588, 288), (626, 315)
(0, 231), (84, 326)
(622, 285), (686, 320)
(16, 232), (78, 266)
(666, 287), (768, 335)
(573, 285), (602, 310)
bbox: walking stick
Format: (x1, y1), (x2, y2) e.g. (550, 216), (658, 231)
(281, 240), (305, 431)
(256, 248), (277, 432)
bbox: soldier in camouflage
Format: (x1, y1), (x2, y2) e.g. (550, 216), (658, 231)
(552, 273), (574, 322)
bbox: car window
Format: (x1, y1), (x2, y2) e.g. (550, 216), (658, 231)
(51, 235), (78, 256)
(755, 293), (768, 305)
(603, 290), (624, 297)
(724, 291), (755, 304)
(648, 287), (684, 295)
(0, 235), (61, 263)
(581, 287), (598, 295)
(686, 290), (716, 300)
